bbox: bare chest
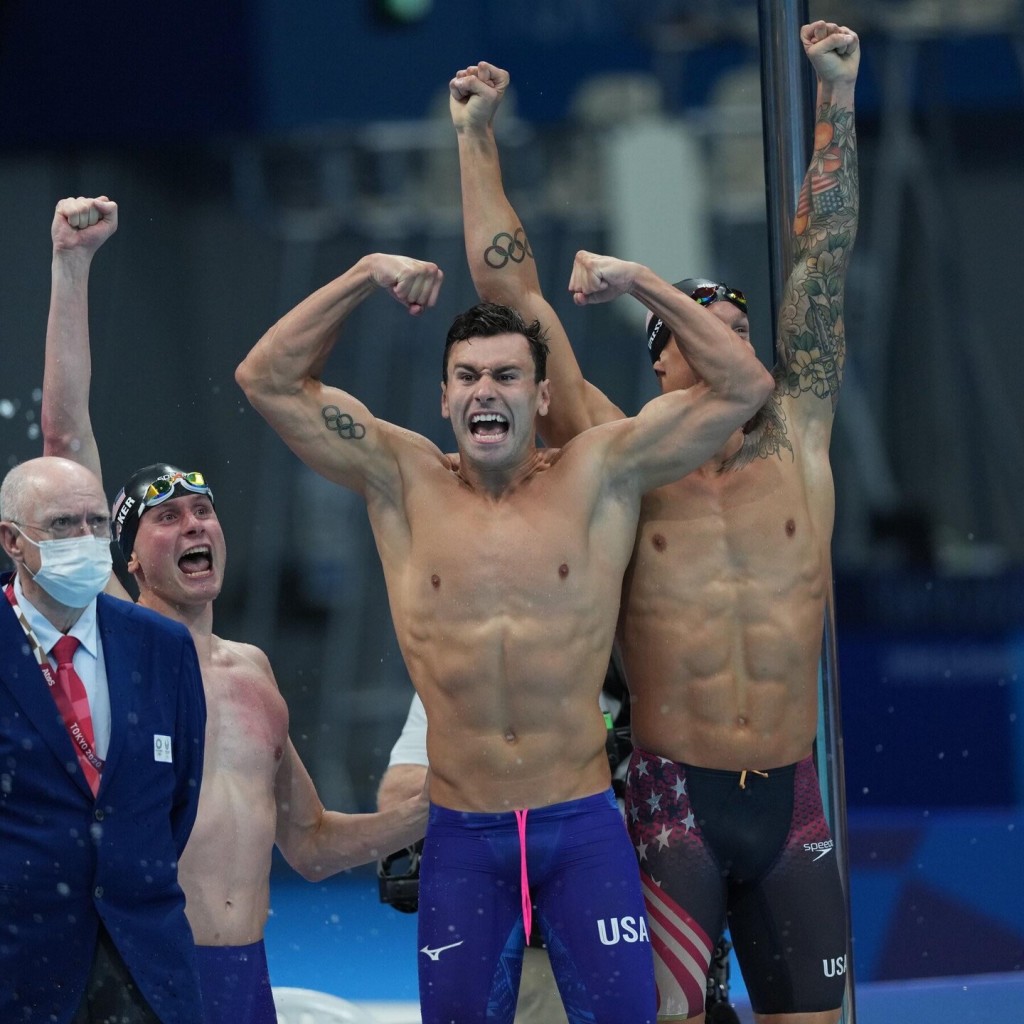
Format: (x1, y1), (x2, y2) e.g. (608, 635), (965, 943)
(631, 458), (828, 608)
(394, 481), (619, 614)
(200, 658), (289, 774)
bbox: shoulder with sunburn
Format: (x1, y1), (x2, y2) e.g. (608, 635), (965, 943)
(210, 634), (276, 681)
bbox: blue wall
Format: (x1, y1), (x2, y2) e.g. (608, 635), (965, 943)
(0, 1), (256, 144)
(836, 571), (1024, 980)
(3, 2), (1022, 147)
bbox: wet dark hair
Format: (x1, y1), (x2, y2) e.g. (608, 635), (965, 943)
(442, 303), (549, 383)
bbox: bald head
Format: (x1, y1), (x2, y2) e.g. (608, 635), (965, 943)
(0, 457), (106, 525)
(1, 457), (110, 571)
(0, 457), (113, 622)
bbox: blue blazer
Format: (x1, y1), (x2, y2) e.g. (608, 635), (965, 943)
(0, 576), (206, 1023)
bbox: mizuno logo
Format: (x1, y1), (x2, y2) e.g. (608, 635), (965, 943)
(804, 839), (834, 862)
(420, 940), (464, 961)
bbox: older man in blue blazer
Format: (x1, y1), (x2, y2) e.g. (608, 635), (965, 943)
(0, 455), (206, 1023)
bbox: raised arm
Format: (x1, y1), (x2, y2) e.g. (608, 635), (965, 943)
(42, 196), (118, 483)
(235, 254), (443, 498)
(41, 196), (132, 600)
(451, 62), (620, 445)
(274, 738), (428, 883)
(776, 21), (860, 428)
(570, 252), (774, 491)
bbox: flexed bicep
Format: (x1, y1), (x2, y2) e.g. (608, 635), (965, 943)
(261, 374), (407, 501)
(237, 253), (443, 501)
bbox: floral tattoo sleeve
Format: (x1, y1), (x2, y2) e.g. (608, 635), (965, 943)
(725, 100), (858, 471)
(778, 101), (858, 412)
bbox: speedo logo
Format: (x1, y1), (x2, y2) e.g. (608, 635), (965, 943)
(804, 839), (834, 861)
(597, 916), (650, 946)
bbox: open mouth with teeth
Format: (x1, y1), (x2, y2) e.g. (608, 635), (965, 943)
(178, 545), (213, 577)
(469, 412), (509, 443)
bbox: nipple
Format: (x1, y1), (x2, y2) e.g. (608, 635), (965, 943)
(504, 728), (517, 744)
(652, 533), (667, 552)
(785, 519), (796, 537)
(431, 574), (441, 590)
(558, 563), (569, 578)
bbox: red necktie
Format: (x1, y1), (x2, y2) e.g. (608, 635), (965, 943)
(51, 635), (101, 795)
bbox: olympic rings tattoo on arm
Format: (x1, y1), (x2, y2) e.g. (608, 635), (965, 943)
(484, 228), (533, 269)
(322, 405), (366, 440)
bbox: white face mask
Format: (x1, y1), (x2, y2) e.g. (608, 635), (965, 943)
(16, 531), (112, 608)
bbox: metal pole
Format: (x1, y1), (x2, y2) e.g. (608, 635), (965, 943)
(756, 2), (856, 1021)
(757, 0), (813, 311)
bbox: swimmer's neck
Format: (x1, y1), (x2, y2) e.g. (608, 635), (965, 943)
(138, 590), (215, 652)
(452, 447), (549, 499)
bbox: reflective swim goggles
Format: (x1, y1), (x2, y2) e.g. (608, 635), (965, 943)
(646, 282), (749, 363)
(688, 283), (747, 311)
(141, 471), (213, 509)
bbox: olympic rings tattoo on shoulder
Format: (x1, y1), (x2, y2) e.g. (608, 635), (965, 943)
(484, 228), (533, 269)
(322, 405), (366, 440)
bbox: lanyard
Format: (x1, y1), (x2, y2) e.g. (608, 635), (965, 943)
(4, 584), (105, 775)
